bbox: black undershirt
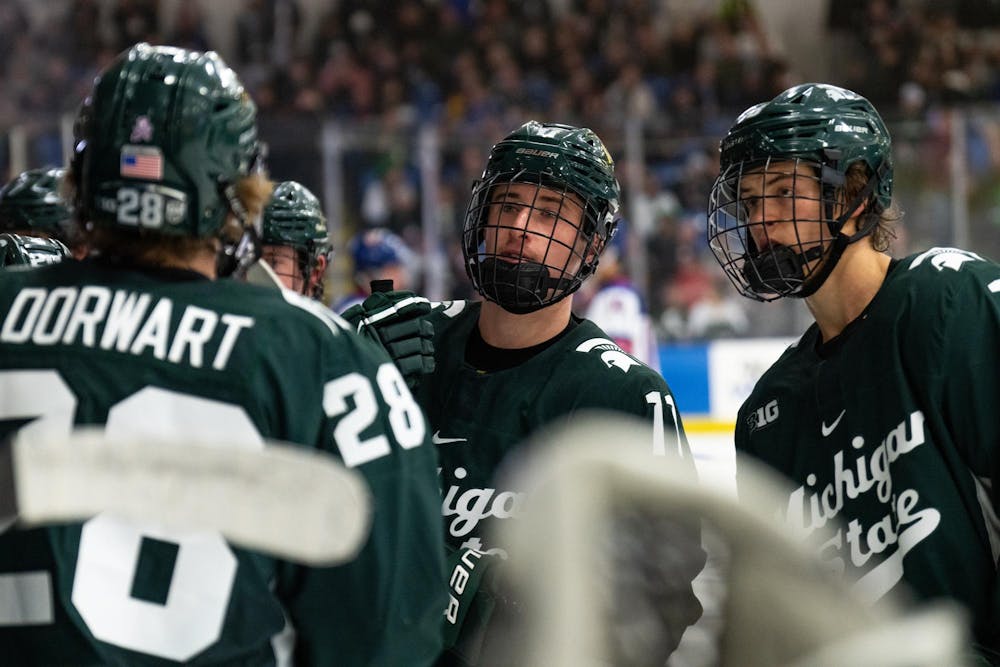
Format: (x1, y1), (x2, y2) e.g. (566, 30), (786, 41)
(465, 315), (580, 373)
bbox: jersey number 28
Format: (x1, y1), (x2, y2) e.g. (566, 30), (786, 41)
(0, 364), (421, 661)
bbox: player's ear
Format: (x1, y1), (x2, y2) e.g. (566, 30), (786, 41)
(311, 254), (328, 287)
(844, 201), (867, 224)
(586, 236), (606, 264)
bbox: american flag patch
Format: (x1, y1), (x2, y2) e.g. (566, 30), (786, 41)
(120, 145), (163, 180)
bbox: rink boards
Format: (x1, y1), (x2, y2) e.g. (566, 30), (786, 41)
(657, 337), (798, 495)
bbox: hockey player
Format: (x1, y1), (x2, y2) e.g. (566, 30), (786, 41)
(0, 43), (445, 666)
(347, 121), (704, 666)
(259, 180), (331, 298)
(333, 227), (415, 313)
(707, 82), (1000, 660)
(0, 166), (87, 258)
(0, 233), (70, 268)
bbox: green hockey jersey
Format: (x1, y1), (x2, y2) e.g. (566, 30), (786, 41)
(417, 300), (694, 555)
(416, 301), (704, 666)
(0, 259), (446, 666)
(735, 247), (1000, 654)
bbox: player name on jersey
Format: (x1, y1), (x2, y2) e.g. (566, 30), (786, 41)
(1, 285), (254, 370)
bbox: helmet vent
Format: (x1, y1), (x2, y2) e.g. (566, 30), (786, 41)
(147, 63), (170, 81)
(788, 91), (808, 105)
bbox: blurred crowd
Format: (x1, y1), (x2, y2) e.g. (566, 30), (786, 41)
(2, 0), (1000, 340)
(6, 1), (1000, 134)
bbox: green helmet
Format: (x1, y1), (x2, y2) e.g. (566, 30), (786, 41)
(707, 83), (894, 301)
(262, 181), (329, 252)
(261, 180), (331, 297)
(463, 121), (621, 314)
(71, 43), (259, 239)
(0, 233), (70, 268)
(0, 167), (73, 237)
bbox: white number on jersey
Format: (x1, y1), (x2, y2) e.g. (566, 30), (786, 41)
(0, 364), (423, 659)
(645, 391), (683, 458)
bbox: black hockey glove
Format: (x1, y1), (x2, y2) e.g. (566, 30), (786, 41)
(442, 547), (524, 667)
(341, 290), (435, 388)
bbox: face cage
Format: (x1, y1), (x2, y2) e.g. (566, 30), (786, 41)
(263, 244), (325, 298)
(302, 247), (328, 300)
(707, 157), (846, 302)
(463, 174), (603, 313)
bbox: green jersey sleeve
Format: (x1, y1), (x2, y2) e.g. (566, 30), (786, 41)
(283, 298), (447, 667)
(919, 253), (1000, 656)
(931, 255), (1000, 496)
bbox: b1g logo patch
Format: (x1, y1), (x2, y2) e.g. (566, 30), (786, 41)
(575, 337), (639, 373)
(747, 399), (779, 432)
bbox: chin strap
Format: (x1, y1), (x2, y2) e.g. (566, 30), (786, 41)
(216, 174), (265, 279)
(216, 227), (261, 279)
(742, 243), (824, 296)
(476, 256), (574, 314)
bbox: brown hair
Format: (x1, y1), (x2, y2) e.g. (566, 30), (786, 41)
(843, 162), (901, 252)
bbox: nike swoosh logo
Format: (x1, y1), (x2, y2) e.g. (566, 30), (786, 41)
(432, 431), (468, 445)
(821, 410), (846, 437)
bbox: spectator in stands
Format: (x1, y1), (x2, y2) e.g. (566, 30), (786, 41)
(112, 0), (160, 51)
(333, 227), (415, 313)
(168, 0), (210, 52)
(582, 238), (662, 371)
(685, 278), (749, 340)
